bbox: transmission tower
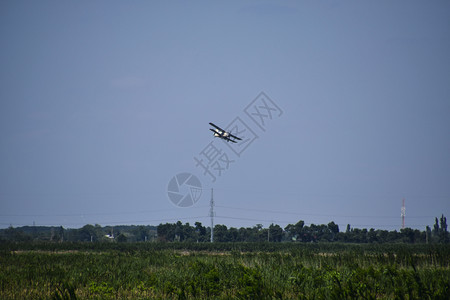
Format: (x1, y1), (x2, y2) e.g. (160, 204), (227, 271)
(401, 198), (406, 229)
(210, 188), (215, 243)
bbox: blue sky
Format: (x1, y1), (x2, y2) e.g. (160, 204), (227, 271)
(1, 1), (449, 231)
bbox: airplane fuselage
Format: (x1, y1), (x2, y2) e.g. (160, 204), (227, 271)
(214, 129), (229, 137)
(209, 122), (241, 143)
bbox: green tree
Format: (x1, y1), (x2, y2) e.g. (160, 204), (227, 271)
(433, 217), (440, 237)
(269, 224), (283, 242)
(284, 220), (305, 241)
(376, 230), (389, 243)
(195, 222), (207, 242)
(228, 227), (239, 242)
(77, 224), (98, 242)
(439, 214), (448, 243)
(117, 233), (127, 243)
(4, 226), (31, 242)
(58, 226), (65, 242)
(368, 228), (377, 243)
(426, 225), (431, 243)
(132, 226), (150, 242)
(327, 221), (339, 241)
(346, 224), (351, 232)
(238, 227), (251, 242)
(400, 228), (415, 243)
(284, 224), (296, 241)
(157, 223), (176, 242)
(174, 221), (183, 241)
(214, 224), (229, 242)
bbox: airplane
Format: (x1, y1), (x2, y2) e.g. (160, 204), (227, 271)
(209, 122), (242, 143)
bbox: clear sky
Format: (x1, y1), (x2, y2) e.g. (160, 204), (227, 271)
(1, 0), (449, 231)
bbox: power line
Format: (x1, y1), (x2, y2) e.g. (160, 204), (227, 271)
(1, 216), (210, 227)
(215, 205), (435, 219)
(215, 216), (430, 228)
(0, 206), (210, 218)
(2, 217), (431, 229)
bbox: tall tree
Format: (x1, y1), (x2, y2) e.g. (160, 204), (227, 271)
(439, 214), (448, 243)
(368, 228), (377, 243)
(426, 226), (431, 243)
(214, 224), (229, 242)
(346, 224), (351, 233)
(269, 224), (283, 242)
(327, 221), (339, 241)
(195, 222), (207, 242)
(433, 217), (440, 236)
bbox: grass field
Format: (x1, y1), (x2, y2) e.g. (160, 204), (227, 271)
(1, 242), (449, 299)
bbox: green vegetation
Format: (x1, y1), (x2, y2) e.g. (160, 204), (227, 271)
(1, 242), (449, 299)
(0, 224), (157, 243)
(1, 216), (448, 298)
(1, 214), (449, 244)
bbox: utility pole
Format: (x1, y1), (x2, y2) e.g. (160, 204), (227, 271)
(401, 198), (406, 229)
(210, 188), (214, 243)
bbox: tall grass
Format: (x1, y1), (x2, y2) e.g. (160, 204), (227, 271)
(0, 242), (449, 299)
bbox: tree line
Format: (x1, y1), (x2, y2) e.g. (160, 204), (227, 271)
(0, 224), (157, 243)
(157, 215), (448, 244)
(1, 214), (448, 244)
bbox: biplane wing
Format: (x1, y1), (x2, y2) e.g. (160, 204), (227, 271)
(223, 137), (237, 143)
(228, 133), (242, 140)
(210, 122), (241, 140)
(209, 122), (241, 143)
(209, 122), (223, 131)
